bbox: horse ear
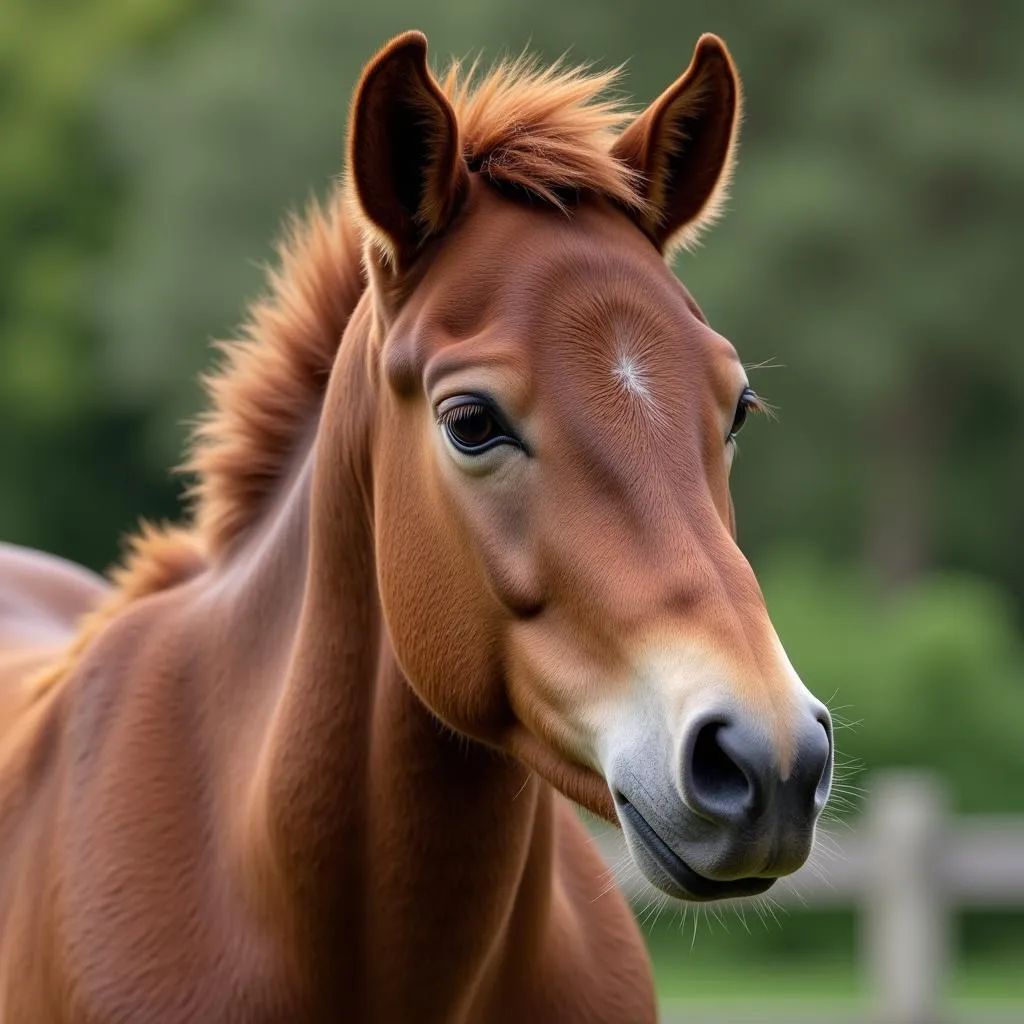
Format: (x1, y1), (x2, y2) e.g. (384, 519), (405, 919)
(348, 31), (469, 265)
(612, 34), (741, 255)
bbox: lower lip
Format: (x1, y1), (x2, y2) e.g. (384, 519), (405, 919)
(616, 796), (776, 902)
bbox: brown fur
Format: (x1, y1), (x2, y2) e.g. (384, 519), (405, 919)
(0, 31), (829, 1024)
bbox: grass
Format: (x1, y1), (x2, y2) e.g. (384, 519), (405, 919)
(642, 911), (1024, 1011)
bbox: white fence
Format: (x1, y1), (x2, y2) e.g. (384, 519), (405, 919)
(598, 772), (1024, 1024)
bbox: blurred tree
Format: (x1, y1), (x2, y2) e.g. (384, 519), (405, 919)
(0, 0), (201, 569)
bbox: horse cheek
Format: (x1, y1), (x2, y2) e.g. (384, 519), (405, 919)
(375, 461), (509, 744)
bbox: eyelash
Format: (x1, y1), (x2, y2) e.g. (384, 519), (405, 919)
(728, 386), (767, 443)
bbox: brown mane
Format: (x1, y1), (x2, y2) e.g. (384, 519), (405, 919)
(187, 197), (366, 554)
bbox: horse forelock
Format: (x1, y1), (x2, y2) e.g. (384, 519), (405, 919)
(442, 55), (648, 215)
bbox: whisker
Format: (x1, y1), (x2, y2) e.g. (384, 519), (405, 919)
(743, 357), (785, 372)
(711, 904), (730, 934)
(735, 901), (752, 935)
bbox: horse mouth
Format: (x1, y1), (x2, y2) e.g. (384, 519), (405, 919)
(615, 795), (776, 902)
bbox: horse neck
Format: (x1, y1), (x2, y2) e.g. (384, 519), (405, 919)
(216, 301), (555, 1005)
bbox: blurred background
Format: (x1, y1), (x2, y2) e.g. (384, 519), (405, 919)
(2, 0), (1022, 1018)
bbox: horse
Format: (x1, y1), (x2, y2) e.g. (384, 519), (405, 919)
(0, 30), (833, 1023)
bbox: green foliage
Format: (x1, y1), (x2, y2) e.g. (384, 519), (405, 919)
(758, 550), (1024, 813)
(0, 0), (201, 417)
(0, 0), (200, 568)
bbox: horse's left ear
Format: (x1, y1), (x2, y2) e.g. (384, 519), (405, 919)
(612, 34), (741, 255)
(348, 31), (469, 266)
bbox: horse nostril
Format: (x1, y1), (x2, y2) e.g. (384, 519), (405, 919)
(684, 717), (761, 824)
(682, 705), (834, 830)
(806, 711), (834, 813)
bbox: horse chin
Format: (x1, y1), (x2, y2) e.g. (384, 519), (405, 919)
(616, 795), (777, 903)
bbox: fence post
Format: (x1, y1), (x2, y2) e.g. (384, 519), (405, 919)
(863, 771), (949, 1024)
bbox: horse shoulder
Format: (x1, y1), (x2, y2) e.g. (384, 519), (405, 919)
(0, 583), (299, 1022)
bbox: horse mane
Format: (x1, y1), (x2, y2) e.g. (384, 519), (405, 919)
(76, 55), (647, 628)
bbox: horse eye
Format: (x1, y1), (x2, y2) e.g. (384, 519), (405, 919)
(438, 398), (520, 455)
(728, 387), (758, 442)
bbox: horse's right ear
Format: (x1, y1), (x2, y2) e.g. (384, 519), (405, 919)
(348, 31), (469, 266)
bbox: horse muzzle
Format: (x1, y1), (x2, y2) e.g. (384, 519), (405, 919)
(606, 697), (833, 901)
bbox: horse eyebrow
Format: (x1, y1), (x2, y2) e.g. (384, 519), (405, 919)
(422, 343), (528, 401)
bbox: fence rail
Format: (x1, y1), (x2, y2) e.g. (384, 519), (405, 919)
(597, 772), (1024, 1024)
